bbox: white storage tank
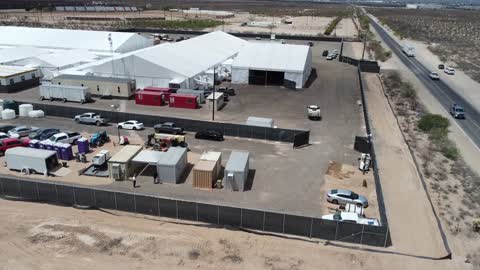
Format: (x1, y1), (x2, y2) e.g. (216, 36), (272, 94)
(19, 104), (33, 117)
(28, 110), (45, 118)
(1, 109), (15, 120)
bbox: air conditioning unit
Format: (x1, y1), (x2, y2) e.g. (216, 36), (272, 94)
(111, 163), (122, 180)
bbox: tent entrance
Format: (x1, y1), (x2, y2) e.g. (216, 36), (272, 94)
(248, 69), (284, 86)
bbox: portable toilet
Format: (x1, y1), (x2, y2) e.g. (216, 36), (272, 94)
(61, 143), (73, 160)
(53, 143), (63, 158)
(38, 140), (46, 149)
(77, 137), (89, 154)
(45, 141), (54, 151)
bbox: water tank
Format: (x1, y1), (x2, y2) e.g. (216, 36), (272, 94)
(28, 110), (45, 118)
(19, 104), (33, 117)
(1, 109), (15, 120)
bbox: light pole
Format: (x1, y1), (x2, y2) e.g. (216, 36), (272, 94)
(212, 66), (215, 121)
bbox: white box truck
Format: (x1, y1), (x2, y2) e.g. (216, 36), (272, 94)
(40, 84), (91, 104)
(402, 44), (415, 57)
(5, 147), (59, 175)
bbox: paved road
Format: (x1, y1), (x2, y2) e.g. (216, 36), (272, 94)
(370, 18), (480, 150)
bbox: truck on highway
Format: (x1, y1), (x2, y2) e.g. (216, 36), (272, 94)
(402, 44), (415, 57)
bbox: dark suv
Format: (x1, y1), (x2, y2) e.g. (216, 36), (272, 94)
(195, 129), (224, 141)
(450, 104), (465, 119)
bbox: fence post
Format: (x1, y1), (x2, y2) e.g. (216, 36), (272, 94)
(35, 181), (39, 201)
(17, 178), (21, 197)
(133, 192), (137, 213)
(217, 205), (220, 225)
(384, 227), (390, 248)
(114, 191), (117, 210)
(0, 177), (3, 195)
(72, 185), (76, 205)
(157, 198), (161, 217)
(282, 214), (285, 234)
(309, 218), (313, 238)
(93, 189), (97, 207)
(360, 224), (365, 246)
(175, 200), (178, 219)
(54, 183), (59, 203)
(196, 203), (198, 221)
(240, 208), (243, 227)
(334, 222), (339, 241)
(263, 211), (266, 231)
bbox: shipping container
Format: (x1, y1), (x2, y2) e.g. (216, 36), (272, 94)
(176, 89), (205, 104)
(135, 90), (165, 106)
(193, 151), (222, 189)
(5, 147), (59, 175)
(39, 84), (91, 103)
(224, 151), (250, 192)
(143, 86), (172, 93)
(156, 147), (187, 184)
(108, 145), (143, 181)
(207, 92), (224, 111)
(169, 94), (198, 109)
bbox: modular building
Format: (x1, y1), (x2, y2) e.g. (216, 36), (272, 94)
(0, 65), (40, 93)
(39, 84), (91, 103)
(108, 145), (143, 181)
(135, 90), (165, 106)
(5, 147), (59, 175)
(207, 92), (224, 111)
(156, 147), (188, 184)
(51, 74), (136, 99)
(176, 89), (205, 104)
(169, 94), (198, 109)
(193, 151), (222, 189)
(224, 151), (250, 191)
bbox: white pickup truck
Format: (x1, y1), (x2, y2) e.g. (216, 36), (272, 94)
(322, 212), (380, 226)
(43, 132), (82, 144)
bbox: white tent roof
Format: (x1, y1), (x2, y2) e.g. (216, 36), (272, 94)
(232, 43), (311, 73)
(34, 49), (99, 68)
(0, 26), (152, 53)
(0, 46), (48, 64)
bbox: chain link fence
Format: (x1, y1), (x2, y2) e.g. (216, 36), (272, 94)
(0, 176), (391, 247)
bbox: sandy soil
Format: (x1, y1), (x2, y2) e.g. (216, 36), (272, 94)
(335, 18), (357, 38)
(0, 199), (467, 270)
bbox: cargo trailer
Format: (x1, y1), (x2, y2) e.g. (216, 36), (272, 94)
(39, 84), (91, 103)
(224, 151), (250, 191)
(246, 116), (274, 128)
(108, 145), (143, 181)
(135, 90), (165, 106)
(207, 92), (224, 111)
(176, 89), (205, 104)
(5, 147), (59, 175)
(143, 86), (172, 93)
(169, 94), (198, 109)
(156, 147), (187, 184)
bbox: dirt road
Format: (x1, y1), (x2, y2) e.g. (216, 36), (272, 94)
(364, 73), (449, 257)
(0, 199), (466, 270)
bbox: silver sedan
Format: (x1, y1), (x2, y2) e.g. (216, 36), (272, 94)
(326, 189), (369, 207)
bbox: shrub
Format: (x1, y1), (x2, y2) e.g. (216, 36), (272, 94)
(324, 16), (343, 35)
(440, 144), (459, 160)
(418, 114), (450, 132)
(400, 82), (416, 99)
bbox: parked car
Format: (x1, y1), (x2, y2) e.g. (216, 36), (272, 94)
(217, 87), (236, 96)
(117, 120), (144, 130)
(444, 67), (455, 75)
(450, 104), (465, 119)
(195, 129), (224, 141)
(326, 55), (334, 61)
(322, 50), (329, 57)
(154, 122), (184, 134)
(308, 41), (314, 47)
(322, 212), (380, 226)
(175, 36), (185, 42)
(44, 132), (82, 144)
(429, 72), (440, 80)
(0, 124), (17, 133)
(74, 112), (107, 126)
(332, 49), (339, 54)
(0, 132), (10, 141)
(0, 138), (29, 156)
(438, 64), (445, 70)
(8, 126), (38, 138)
(255, 37), (261, 40)
(28, 128), (60, 140)
(307, 105), (321, 120)
(326, 189), (369, 207)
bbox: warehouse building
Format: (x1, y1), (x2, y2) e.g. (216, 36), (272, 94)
(231, 43), (312, 89)
(51, 74), (136, 99)
(66, 31), (248, 89)
(0, 26), (153, 54)
(0, 65), (40, 93)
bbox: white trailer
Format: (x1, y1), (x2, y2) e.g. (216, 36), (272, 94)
(39, 84), (91, 104)
(5, 147), (59, 175)
(402, 44), (415, 57)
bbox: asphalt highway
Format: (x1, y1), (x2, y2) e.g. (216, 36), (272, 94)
(370, 18), (480, 149)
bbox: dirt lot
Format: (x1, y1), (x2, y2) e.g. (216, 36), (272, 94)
(368, 8), (480, 83)
(0, 199), (465, 270)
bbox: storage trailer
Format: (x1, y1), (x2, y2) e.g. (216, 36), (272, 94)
(193, 151), (222, 189)
(135, 90), (165, 106)
(169, 94), (198, 109)
(39, 84), (91, 103)
(5, 147), (59, 175)
(156, 147), (187, 184)
(224, 151), (250, 191)
(207, 92), (224, 110)
(176, 89), (205, 104)
(108, 145), (143, 181)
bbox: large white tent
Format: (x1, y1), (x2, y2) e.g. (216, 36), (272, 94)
(0, 26), (153, 53)
(0, 46), (49, 64)
(67, 31), (248, 89)
(231, 42), (312, 88)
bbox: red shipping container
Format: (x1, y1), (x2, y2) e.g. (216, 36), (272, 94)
(143, 86), (172, 93)
(135, 90), (165, 106)
(169, 94), (198, 109)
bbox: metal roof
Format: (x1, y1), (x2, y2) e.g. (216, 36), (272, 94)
(194, 159), (216, 171)
(132, 150), (165, 164)
(0, 65), (36, 77)
(5, 147), (56, 159)
(200, 151), (221, 162)
(225, 151), (249, 172)
(109, 145), (142, 163)
(157, 147), (187, 166)
(53, 74), (134, 83)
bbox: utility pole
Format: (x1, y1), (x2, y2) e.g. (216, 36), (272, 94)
(212, 66), (215, 121)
